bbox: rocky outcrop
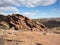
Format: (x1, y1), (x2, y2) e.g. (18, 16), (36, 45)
(0, 14), (46, 31)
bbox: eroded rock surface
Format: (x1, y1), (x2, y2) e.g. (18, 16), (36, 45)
(0, 14), (46, 31)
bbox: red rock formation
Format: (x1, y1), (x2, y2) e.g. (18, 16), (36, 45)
(0, 14), (46, 31)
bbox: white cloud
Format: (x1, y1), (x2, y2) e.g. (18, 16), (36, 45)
(39, 0), (57, 6)
(21, 10), (40, 16)
(0, 6), (20, 15)
(0, 0), (19, 7)
(23, 12), (35, 15)
(21, 11), (49, 18)
(0, 0), (57, 7)
(0, 0), (57, 15)
(52, 8), (57, 10)
(23, 0), (57, 7)
(21, 12), (36, 17)
(52, 8), (60, 13)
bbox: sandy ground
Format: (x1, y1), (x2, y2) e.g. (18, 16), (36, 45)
(0, 30), (60, 45)
(16, 31), (60, 45)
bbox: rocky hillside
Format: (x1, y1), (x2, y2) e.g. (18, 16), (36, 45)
(0, 14), (60, 45)
(0, 14), (46, 31)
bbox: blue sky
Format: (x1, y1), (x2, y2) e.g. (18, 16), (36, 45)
(0, 0), (60, 19)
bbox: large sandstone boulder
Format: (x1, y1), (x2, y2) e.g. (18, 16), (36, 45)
(0, 14), (46, 31)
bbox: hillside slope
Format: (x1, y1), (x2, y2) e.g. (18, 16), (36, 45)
(0, 14), (46, 31)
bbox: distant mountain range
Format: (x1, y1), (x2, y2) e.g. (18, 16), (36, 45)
(33, 18), (60, 28)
